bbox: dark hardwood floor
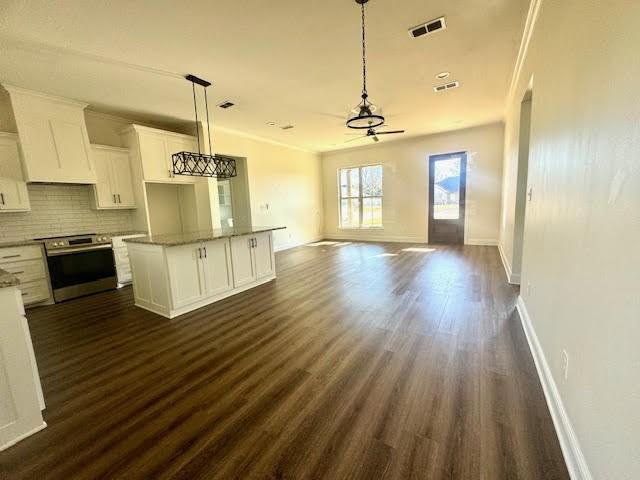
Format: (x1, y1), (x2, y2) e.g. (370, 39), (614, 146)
(0, 241), (568, 479)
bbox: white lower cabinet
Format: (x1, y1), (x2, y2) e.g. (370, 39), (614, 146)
(230, 236), (256, 288)
(201, 239), (234, 297)
(0, 286), (46, 451)
(0, 245), (52, 307)
(230, 231), (275, 287)
(166, 238), (234, 310)
(167, 243), (206, 309)
(253, 231), (275, 279)
(127, 231), (277, 319)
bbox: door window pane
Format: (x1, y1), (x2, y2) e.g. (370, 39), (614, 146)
(433, 157), (461, 219)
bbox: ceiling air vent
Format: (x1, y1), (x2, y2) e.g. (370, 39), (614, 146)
(218, 101), (235, 109)
(281, 125), (294, 130)
(433, 81), (459, 92)
(409, 17), (446, 38)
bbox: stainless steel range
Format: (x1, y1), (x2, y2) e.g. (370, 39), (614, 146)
(37, 234), (116, 302)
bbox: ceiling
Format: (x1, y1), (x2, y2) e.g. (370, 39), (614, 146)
(0, 0), (529, 152)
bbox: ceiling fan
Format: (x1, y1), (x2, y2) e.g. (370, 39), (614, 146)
(344, 0), (405, 141)
(345, 127), (405, 143)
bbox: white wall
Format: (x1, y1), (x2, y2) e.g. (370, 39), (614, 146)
(214, 129), (324, 251)
(499, 0), (640, 478)
(321, 123), (504, 244)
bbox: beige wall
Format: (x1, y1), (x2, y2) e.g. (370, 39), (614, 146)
(321, 123), (504, 244)
(499, 0), (640, 478)
(214, 129), (323, 251)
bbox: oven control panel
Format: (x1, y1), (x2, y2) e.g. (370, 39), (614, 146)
(44, 234), (112, 251)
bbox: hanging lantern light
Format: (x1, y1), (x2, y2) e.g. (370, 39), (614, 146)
(172, 74), (237, 178)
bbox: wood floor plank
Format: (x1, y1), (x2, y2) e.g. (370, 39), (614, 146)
(0, 242), (569, 479)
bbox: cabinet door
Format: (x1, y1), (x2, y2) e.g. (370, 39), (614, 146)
(201, 239), (233, 297)
(138, 132), (170, 182)
(111, 151), (136, 208)
(0, 136), (30, 212)
(253, 232), (275, 280)
(91, 149), (116, 208)
(165, 137), (197, 183)
(230, 235), (256, 288)
(166, 244), (204, 308)
(50, 120), (93, 180)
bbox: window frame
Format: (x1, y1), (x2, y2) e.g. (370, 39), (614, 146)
(337, 163), (384, 229)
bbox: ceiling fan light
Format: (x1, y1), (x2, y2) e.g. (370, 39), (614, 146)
(347, 100), (385, 129)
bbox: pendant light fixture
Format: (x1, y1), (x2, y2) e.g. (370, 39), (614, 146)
(346, 0), (385, 130)
(172, 74), (237, 178)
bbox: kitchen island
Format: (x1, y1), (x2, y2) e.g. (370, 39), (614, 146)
(124, 226), (285, 318)
(0, 268), (46, 451)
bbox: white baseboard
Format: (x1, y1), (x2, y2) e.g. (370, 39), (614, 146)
(274, 235), (325, 252)
(498, 243), (520, 284)
(0, 421), (47, 452)
(465, 238), (498, 246)
(516, 297), (592, 480)
(323, 232), (426, 243)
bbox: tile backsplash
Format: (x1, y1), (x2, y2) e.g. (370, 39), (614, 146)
(0, 184), (134, 242)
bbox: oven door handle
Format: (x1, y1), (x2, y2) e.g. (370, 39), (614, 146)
(47, 244), (113, 256)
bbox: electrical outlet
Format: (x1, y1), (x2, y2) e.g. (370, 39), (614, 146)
(562, 350), (569, 381)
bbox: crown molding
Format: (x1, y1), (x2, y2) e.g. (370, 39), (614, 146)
(506, 0), (543, 105)
(1, 83), (89, 109)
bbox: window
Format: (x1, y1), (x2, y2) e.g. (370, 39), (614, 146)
(339, 165), (383, 228)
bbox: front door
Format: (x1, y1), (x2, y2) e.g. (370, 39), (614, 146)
(428, 152), (467, 244)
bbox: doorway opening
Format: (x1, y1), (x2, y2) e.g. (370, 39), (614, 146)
(428, 151), (467, 244)
(215, 156), (251, 228)
(511, 89), (533, 283)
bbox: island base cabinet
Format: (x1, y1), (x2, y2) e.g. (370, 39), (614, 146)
(201, 239), (234, 297)
(230, 231), (275, 288)
(128, 232), (275, 319)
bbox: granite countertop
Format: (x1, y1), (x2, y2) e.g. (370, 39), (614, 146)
(0, 267), (20, 288)
(124, 226), (286, 246)
(105, 231), (148, 237)
(0, 239), (44, 248)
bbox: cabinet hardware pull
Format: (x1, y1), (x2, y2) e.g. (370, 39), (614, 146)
(14, 271), (25, 274)
(118, 194), (121, 203)
(204, 247), (207, 258)
(113, 194), (116, 203)
(21, 291), (27, 296)
(2, 254), (20, 259)
(0, 193), (4, 205)
(197, 248), (201, 259)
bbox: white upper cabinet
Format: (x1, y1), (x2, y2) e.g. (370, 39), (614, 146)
(120, 125), (197, 184)
(0, 132), (30, 212)
(3, 85), (95, 184)
(90, 145), (136, 209)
